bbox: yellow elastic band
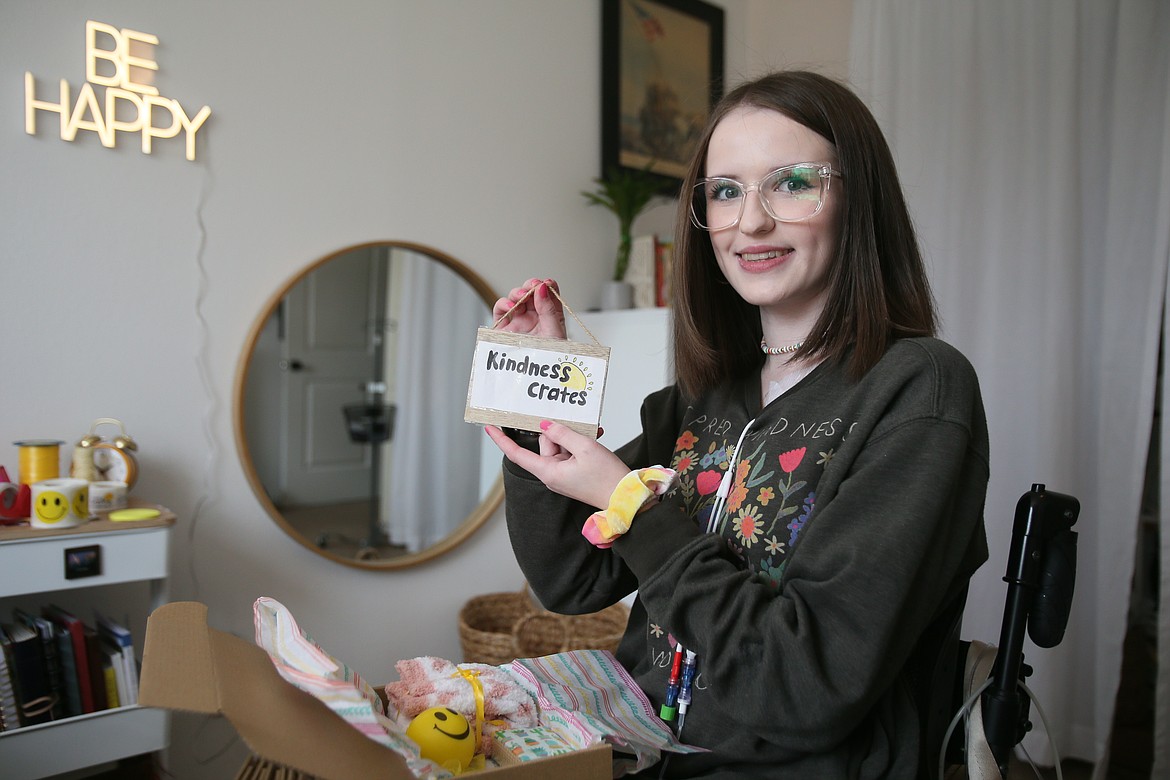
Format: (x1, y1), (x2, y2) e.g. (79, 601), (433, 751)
(451, 669), (485, 750)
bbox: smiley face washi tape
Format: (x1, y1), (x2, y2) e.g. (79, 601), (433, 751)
(31, 478), (91, 529)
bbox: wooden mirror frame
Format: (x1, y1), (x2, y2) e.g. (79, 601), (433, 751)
(232, 240), (503, 570)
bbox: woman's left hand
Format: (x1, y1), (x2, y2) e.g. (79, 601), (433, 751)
(485, 421), (630, 509)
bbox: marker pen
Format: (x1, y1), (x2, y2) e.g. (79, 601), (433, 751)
(676, 650), (698, 734)
(659, 642), (684, 722)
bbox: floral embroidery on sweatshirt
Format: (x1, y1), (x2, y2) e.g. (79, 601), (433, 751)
(667, 418), (834, 581)
(787, 492), (816, 547)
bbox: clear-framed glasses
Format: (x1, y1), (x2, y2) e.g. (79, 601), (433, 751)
(690, 162), (842, 231)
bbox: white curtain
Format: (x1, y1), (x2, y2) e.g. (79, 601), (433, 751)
(851, 0), (1170, 774)
(383, 253), (485, 553)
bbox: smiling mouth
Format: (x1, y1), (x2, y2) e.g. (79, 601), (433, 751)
(433, 722), (471, 740)
(739, 249), (792, 262)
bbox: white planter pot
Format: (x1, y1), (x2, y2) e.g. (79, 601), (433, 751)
(600, 280), (634, 310)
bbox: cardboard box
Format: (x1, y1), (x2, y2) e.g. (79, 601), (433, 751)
(139, 602), (612, 780)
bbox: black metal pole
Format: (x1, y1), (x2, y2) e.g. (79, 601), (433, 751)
(982, 484), (1079, 775)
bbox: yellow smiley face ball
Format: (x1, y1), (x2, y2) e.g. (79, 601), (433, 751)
(35, 491), (70, 524)
(406, 706), (475, 773)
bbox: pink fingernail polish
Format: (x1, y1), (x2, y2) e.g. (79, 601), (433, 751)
(539, 420), (551, 431)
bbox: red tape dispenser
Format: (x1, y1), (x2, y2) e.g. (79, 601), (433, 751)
(0, 466), (32, 524)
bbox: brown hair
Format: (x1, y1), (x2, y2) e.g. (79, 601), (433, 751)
(671, 71), (937, 399)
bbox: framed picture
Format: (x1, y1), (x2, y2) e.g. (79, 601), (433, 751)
(64, 544), (102, 580)
(601, 0), (725, 193)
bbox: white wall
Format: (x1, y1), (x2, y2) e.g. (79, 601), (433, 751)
(0, 1), (851, 775)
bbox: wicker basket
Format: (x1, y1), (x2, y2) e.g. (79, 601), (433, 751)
(564, 601), (630, 652)
(459, 587), (630, 665)
(513, 602), (630, 658)
(458, 588), (541, 665)
(512, 611), (571, 658)
(235, 755), (315, 780)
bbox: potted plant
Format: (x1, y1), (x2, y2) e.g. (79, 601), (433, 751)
(581, 166), (664, 309)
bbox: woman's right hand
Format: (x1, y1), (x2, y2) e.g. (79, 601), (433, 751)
(492, 278), (566, 339)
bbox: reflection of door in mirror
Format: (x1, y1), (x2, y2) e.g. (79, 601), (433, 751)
(246, 247), (386, 509)
(286, 246), (386, 505)
(239, 242), (499, 567)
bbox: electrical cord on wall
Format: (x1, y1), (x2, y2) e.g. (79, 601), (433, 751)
(188, 155), (216, 604)
(189, 152), (243, 767)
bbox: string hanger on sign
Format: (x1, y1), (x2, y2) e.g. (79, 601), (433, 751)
(491, 284), (602, 347)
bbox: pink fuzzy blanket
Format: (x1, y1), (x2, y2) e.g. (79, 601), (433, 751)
(385, 657), (538, 754)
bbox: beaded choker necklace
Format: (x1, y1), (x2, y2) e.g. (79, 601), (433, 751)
(760, 338), (804, 356)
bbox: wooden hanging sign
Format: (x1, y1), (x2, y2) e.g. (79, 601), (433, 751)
(465, 328), (610, 437)
(466, 286), (611, 437)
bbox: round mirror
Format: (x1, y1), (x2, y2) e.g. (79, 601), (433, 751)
(233, 241), (502, 569)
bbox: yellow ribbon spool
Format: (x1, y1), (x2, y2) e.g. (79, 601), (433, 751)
(14, 440), (64, 485)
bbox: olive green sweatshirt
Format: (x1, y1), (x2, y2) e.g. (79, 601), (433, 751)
(504, 337), (989, 778)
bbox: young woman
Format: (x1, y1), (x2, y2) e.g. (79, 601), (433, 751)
(485, 71), (989, 778)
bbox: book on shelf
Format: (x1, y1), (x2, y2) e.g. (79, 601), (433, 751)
(101, 647), (121, 709)
(15, 608), (65, 720)
(0, 618), (56, 726)
(99, 635), (127, 708)
(53, 619), (82, 717)
(96, 612), (138, 706)
(43, 604), (95, 714)
(655, 239), (673, 308)
(623, 233), (659, 309)
(622, 234), (673, 309)
(0, 625), (22, 730)
(84, 624), (108, 712)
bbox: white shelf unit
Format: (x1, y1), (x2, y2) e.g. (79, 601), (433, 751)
(0, 513), (173, 779)
(569, 307), (673, 447)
